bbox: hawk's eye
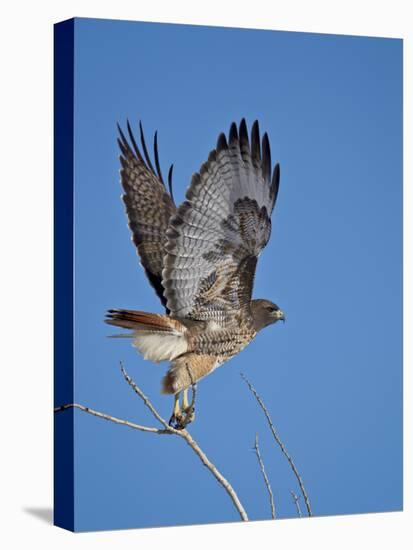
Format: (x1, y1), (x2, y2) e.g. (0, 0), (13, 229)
(266, 305), (277, 312)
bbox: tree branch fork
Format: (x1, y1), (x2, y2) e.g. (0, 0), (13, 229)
(55, 363), (249, 522)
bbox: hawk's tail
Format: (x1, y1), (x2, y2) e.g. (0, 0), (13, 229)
(105, 309), (188, 363)
(106, 309), (177, 331)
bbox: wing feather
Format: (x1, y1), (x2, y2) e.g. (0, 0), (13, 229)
(118, 121), (177, 310)
(162, 119), (280, 325)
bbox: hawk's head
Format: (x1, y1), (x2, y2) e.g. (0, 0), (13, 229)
(251, 299), (285, 331)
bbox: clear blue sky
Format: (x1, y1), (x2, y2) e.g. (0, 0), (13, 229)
(67, 17), (402, 531)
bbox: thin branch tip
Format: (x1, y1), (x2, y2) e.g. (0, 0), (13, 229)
(291, 490), (303, 518)
(253, 432), (276, 519)
(241, 373), (312, 517)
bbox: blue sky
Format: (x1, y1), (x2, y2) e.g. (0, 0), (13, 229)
(65, 18), (402, 531)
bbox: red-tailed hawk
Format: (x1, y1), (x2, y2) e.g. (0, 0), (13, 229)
(106, 119), (285, 428)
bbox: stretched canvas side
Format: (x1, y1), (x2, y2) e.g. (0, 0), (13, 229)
(53, 18), (75, 532)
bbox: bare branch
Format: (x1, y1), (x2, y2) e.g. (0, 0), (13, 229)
(54, 403), (169, 434)
(290, 490), (303, 518)
(55, 364), (249, 522)
(254, 433), (276, 519)
(241, 373), (312, 517)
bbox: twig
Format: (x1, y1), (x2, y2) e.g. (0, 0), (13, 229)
(290, 490), (303, 518)
(241, 373), (312, 517)
(253, 434), (276, 519)
(120, 362), (172, 431)
(55, 364), (248, 522)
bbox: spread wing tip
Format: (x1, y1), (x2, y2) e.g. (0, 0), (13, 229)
(153, 130), (165, 186)
(239, 118), (249, 147)
(251, 120), (261, 164)
(168, 164), (175, 204)
(229, 122), (238, 144)
(139, 120), (156, 174)
(118, 119), (177, 201)
(217, 132), (228, 151)
(270, 162), (280, 207)
(262, 132), (271, 183)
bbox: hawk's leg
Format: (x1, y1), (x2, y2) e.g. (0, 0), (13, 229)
(182, 388), (189, 410)
(182, 388), (196, 425)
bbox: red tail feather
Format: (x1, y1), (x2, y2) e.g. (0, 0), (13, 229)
(105, 309), (184, 333)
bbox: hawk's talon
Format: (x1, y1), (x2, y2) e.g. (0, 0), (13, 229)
(168, 413), (184, 429)
(168, 405), (195, 430)
(182, 405), (196, 426)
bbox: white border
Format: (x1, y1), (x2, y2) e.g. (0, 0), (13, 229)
(0, 1), (410, 548)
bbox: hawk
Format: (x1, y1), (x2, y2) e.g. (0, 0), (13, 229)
(106, 118), (285, 429)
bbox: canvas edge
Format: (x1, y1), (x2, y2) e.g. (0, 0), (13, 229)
(53, 17), (75, 533)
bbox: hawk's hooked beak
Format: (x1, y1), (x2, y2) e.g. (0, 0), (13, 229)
(274, 309), (285, 323)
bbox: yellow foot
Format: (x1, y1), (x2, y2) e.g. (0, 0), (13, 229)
(183, 404), (195, 425)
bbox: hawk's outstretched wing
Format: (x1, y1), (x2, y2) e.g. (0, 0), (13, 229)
(117, 122), (177, 311)
(162, 119), (280, 326)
